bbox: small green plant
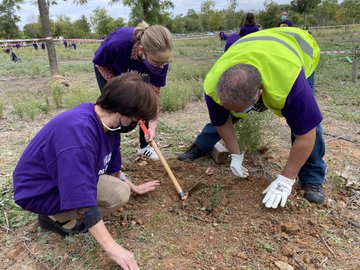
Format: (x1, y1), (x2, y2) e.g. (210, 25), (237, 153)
(160, 81), (192, 112)
(63, 83), (99, 109)
(13, 102), (25, 119)
(192, 79), (204, 100)
(38, 96), (51, 114)
(234, 111), (273, 152)
(51, 84), (65, 109)
(207, 184), (223, 212)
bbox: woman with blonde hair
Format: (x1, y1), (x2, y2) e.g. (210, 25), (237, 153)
(93, 21), (173, 160)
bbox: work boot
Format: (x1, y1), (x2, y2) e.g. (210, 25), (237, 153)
(301, 183), (325, 204)
(38, 215), (87, 237)
(178, 144), (205, 161)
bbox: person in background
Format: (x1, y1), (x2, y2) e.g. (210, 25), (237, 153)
(277, 11), (294, 27)
(63, 39), (68, 48)
(13, 73), (160, 270)
(93, 21), (173, 161)
(41, 42), (46, 51)
(15, 42), (21, 49)
(32, 41), (38, 50)
(71, 42), (77, 49)
(224, 13), (260, 52)
(179, 27), (326, 208)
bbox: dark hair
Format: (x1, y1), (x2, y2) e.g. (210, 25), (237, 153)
(217, 64), (262, 106)
(96, 73), (158, 121)
(244, 13), (256, 26)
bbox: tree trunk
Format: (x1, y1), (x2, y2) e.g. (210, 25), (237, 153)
(38, 0), (59, 76)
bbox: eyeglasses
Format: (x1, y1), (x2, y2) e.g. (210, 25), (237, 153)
(145, 53), (172, 67)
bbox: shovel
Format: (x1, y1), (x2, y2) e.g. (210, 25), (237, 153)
(138, 120), (188, 200)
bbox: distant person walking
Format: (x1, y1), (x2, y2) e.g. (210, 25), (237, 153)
(277, 11), (294, 27)
(63, 40), (68, 48)
(93, 21), (173, 161)
(41, 42), (46, 51)
(32, 41), (38, 50)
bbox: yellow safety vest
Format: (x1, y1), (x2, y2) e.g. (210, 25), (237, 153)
(204, 27), (320, 116)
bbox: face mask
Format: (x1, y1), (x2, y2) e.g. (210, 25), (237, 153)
(281, 15), (287, 20)
(142, 58), (164, 75)
(234, 105), (254, 114)
(101, 121), (138, 133)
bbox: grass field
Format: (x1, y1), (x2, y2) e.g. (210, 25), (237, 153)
(0, 27), (359, 269)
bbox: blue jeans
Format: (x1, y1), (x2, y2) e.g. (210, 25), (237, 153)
(194, 72), (326, 185)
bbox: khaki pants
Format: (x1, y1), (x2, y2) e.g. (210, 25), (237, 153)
(52, 175), (130, 223)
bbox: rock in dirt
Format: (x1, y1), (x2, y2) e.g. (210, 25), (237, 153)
(280, 244), (293, 257)
(205, 167), (216, 175)
(280, 222), (301, 234)
(274, 260), (294, 270)
(5, 248), (21, 259)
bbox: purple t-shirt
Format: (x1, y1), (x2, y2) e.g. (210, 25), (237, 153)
(205, 69), (322, 135)
(224, 34), (240, 52)
(277, 20), (294, 27)
(239, 25), (260, 37)
(13, 103), (121, 215)
(93, 27), (168, 87)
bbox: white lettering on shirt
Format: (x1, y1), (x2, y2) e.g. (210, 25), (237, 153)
(98, 153), (112, 175)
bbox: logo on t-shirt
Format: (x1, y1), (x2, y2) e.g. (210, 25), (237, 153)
(127, 69), (150, 80)
(98, 153), (112, 175)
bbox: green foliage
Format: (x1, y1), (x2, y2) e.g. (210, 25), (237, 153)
(0, 0), (23, 39)
(234, 111), (273, 153)
(12, 97), (42, 120)
(63, 83), (99, 109)
(160, 80), (192, 112)
(90, 7), (125, 37)
(51, 84), (65, 109)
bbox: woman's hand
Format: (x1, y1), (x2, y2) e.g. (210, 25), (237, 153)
(131, 180), (160, 195)
(106, 242), (139, 270)
(145, 124), (156, 142)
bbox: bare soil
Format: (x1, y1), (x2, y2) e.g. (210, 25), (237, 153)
(1, 76), (360, 270)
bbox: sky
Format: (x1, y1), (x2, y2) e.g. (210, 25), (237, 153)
(16, 0), (292, 28)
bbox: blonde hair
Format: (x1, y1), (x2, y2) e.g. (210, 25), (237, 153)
(134, 21), (173, 54)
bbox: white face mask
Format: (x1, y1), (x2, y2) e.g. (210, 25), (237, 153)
(101, 120), (138, 133)
(101, 121), (121, 131)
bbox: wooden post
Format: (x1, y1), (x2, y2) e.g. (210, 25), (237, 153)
(210, 142), (230, 164)
(352, 59), (357, 84)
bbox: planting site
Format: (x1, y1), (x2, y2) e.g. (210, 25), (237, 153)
(1, 27), (360, 269)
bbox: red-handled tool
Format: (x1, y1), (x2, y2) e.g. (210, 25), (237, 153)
(138, 120), (187, 200)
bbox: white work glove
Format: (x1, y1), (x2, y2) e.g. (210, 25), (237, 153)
(262, 175), (295, 209)
(230, 154), (249, 178)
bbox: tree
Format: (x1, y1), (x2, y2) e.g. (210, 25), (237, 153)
(290, 0), (321, 27)
(0, 0), (23, 38)
(341, 0), (360, 24)
(316, 0), (338, 26)
(111, 0), (174, 25)
(200, 0), (215, 31)
(90, 7), (125, 37)
(258, 1), (281, 29)
(226, 0), (238, 30)
(72, 15), (91, 38)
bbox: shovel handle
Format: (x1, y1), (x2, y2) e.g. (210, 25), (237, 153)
(138, 120), (187, 200)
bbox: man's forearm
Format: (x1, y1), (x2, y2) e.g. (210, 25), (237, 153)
(282, 128), (316, 179)
(215, 116), (240, 154)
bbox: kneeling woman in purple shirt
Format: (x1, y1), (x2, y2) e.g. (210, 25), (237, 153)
(93, 21), (173, 161)
(13, 73), (160, 270)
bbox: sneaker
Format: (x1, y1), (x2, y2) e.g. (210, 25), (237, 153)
(138, 145), (159, 160)
(178, 144), (206, 161)
(301, 183), (325, 204)
(38, 215), (87, 237)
